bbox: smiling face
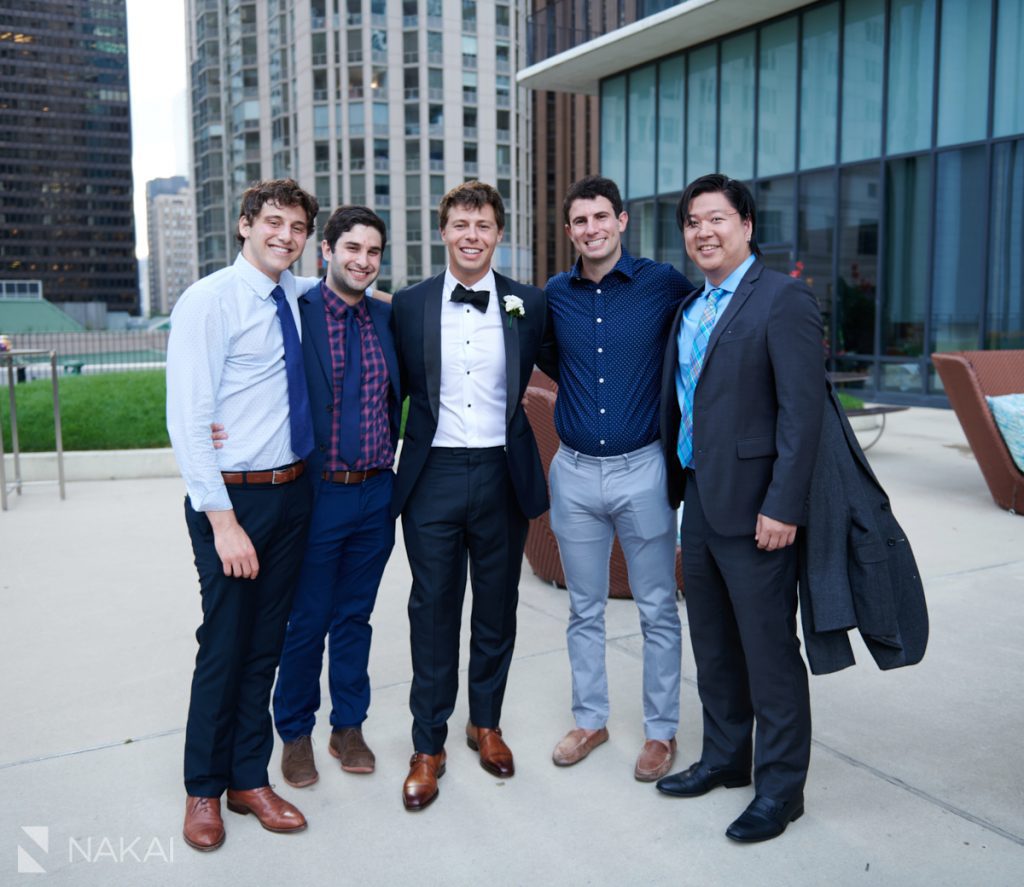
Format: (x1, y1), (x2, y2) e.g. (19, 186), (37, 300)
(441, 202), (503, 286)
(565, 195), (627, 267)
(683, 191), (753, 286)
(238, 201), (310, 281)
(322, 223), (383, 301)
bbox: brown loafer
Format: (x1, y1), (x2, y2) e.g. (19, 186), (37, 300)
(329, 727), (375, 774)
(183, 795), (225, 852)
(402, 750), (446, 811)
(225, 786), (307, 833)
(634, 738), (677, 782)
(466, 722), (515, 778)
(281, 735), (318, 788)
(552, 727), (609, 766)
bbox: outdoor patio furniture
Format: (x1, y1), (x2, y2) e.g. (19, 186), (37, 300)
(931, 349), (1024, 514)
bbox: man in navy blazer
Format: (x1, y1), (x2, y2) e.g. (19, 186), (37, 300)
(656, 175), (825, 843)
(271, 206), (402, 788)
(390, 181), (548, 811)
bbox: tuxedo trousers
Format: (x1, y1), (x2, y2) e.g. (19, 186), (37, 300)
(680, 470), (810, 801)
(183, 474), (312, 796)
(401, 446), (528, 754)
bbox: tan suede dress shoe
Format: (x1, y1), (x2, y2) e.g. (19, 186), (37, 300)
(281, 735), (318, 787)
(466, 723), (515, 777)
(183, 796), (225, 852)
(634, 738), (677, 782)
(329, 727), (376, 773)
(552, 727), (609, 766)
(225, 786), (307, 833)
(402, 750), (446, 811)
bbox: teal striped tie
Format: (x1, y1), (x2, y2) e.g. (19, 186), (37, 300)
(677, 287), (724, 469)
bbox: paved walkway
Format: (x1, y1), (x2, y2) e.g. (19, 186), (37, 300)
(1, 407), (1022, 885)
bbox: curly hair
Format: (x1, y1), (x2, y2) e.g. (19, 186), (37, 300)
(236, 179), (319, 246)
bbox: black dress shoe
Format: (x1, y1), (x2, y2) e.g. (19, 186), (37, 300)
(726, 794), (804, 843)
(656, 760), (751, 798)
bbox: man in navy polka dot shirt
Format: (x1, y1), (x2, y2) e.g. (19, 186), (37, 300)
(541, 175), (694, 782)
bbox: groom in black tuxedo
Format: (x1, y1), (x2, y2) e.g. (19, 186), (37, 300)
(390, 181), (549, 811)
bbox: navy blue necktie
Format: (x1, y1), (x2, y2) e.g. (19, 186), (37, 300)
(340, 305), (362, 466)
(270, 286), (314, 460)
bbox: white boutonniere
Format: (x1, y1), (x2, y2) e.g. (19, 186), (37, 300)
(503, 294), (525, 327)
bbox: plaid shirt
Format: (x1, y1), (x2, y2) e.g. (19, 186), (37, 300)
(322, 281), (394, 471)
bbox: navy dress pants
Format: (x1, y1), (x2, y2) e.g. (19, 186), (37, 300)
(183, 475), (312, 797)
(273, 471), (395, 740)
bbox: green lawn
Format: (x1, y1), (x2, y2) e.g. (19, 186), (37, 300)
(0, 371), (169, 452)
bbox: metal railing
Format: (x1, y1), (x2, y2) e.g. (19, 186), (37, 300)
(2, 331), (170, 383)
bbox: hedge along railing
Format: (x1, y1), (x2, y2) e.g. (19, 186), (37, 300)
(2, 331), (169, 383)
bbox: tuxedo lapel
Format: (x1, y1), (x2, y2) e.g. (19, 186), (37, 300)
(299, 282), (332, 388)
(495, 273), (520, 426)
(422, 273), (444, 423)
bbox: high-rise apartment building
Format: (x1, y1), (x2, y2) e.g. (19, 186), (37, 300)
(186, 0), (533, 290)
(146, 176), (198, 315)
(0, 0), (139, 314)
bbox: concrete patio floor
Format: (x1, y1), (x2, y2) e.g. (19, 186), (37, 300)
(1, 406), (1022, 885)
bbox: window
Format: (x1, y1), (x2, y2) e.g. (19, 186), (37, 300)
(719, 32), (755, 180)
(627, 65), (656, 197)
(841, 0), (884, 163)
(601, 75), (627, 189)
(937, 0), (990, 146)
(800, 3), (839, 170)
(686, 45), (717, 183)
(757, 18), (797, 177)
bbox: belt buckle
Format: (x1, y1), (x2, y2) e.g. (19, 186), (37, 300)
(271, 468), (287, 484)
(342, 470), (352, 484)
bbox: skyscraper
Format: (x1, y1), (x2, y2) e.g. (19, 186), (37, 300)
(146, 176), (197, 316)
(186, 0), (533, 291)
(0, 0), (139, 315)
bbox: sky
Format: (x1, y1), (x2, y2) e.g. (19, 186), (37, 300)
(126, 0), (190, 259)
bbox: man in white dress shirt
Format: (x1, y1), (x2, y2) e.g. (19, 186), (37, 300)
(166, 179), (318, 851)
(389, 182), (549, 810)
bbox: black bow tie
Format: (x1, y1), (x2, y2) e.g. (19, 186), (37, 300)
(450, 283), (489, 313)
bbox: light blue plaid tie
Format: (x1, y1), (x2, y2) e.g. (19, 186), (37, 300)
(677, 287), (724, 468)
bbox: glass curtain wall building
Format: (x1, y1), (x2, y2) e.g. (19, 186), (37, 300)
(187, 0), (533, 290)
(523, 0), (1024, 403)
(0, 0), (138, 314)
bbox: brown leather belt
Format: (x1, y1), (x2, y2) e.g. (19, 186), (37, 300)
(321, 467), (383, 485)
(222, 461), (305, 486)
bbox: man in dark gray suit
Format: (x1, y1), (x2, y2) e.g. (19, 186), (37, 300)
(657, 174), (825, 843)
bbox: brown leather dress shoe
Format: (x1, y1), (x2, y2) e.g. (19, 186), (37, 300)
(466, 723), (515, 778)
(281, 735), (318, 788)
(552, 727), (609, 766)
(402, 750), (446, 811)
(634, 738), (677, 782)
(329, 727), (375, 774)
(183, 796), (225, 852)
(225, 786), (307, 833)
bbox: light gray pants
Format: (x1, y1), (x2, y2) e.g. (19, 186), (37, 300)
(549, 440), (681, 739)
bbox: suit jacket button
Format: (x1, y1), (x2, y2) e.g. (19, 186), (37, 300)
(886, 538), (896, 547)
(880, 501), (890, 511)
(319, 444), (327, 452)
(326, 403), (333, 412)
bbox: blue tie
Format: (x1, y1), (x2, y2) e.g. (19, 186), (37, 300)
(677, 287), (724, 469)
(340, 305), (362, 466)
(270, 286), (314, 460)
